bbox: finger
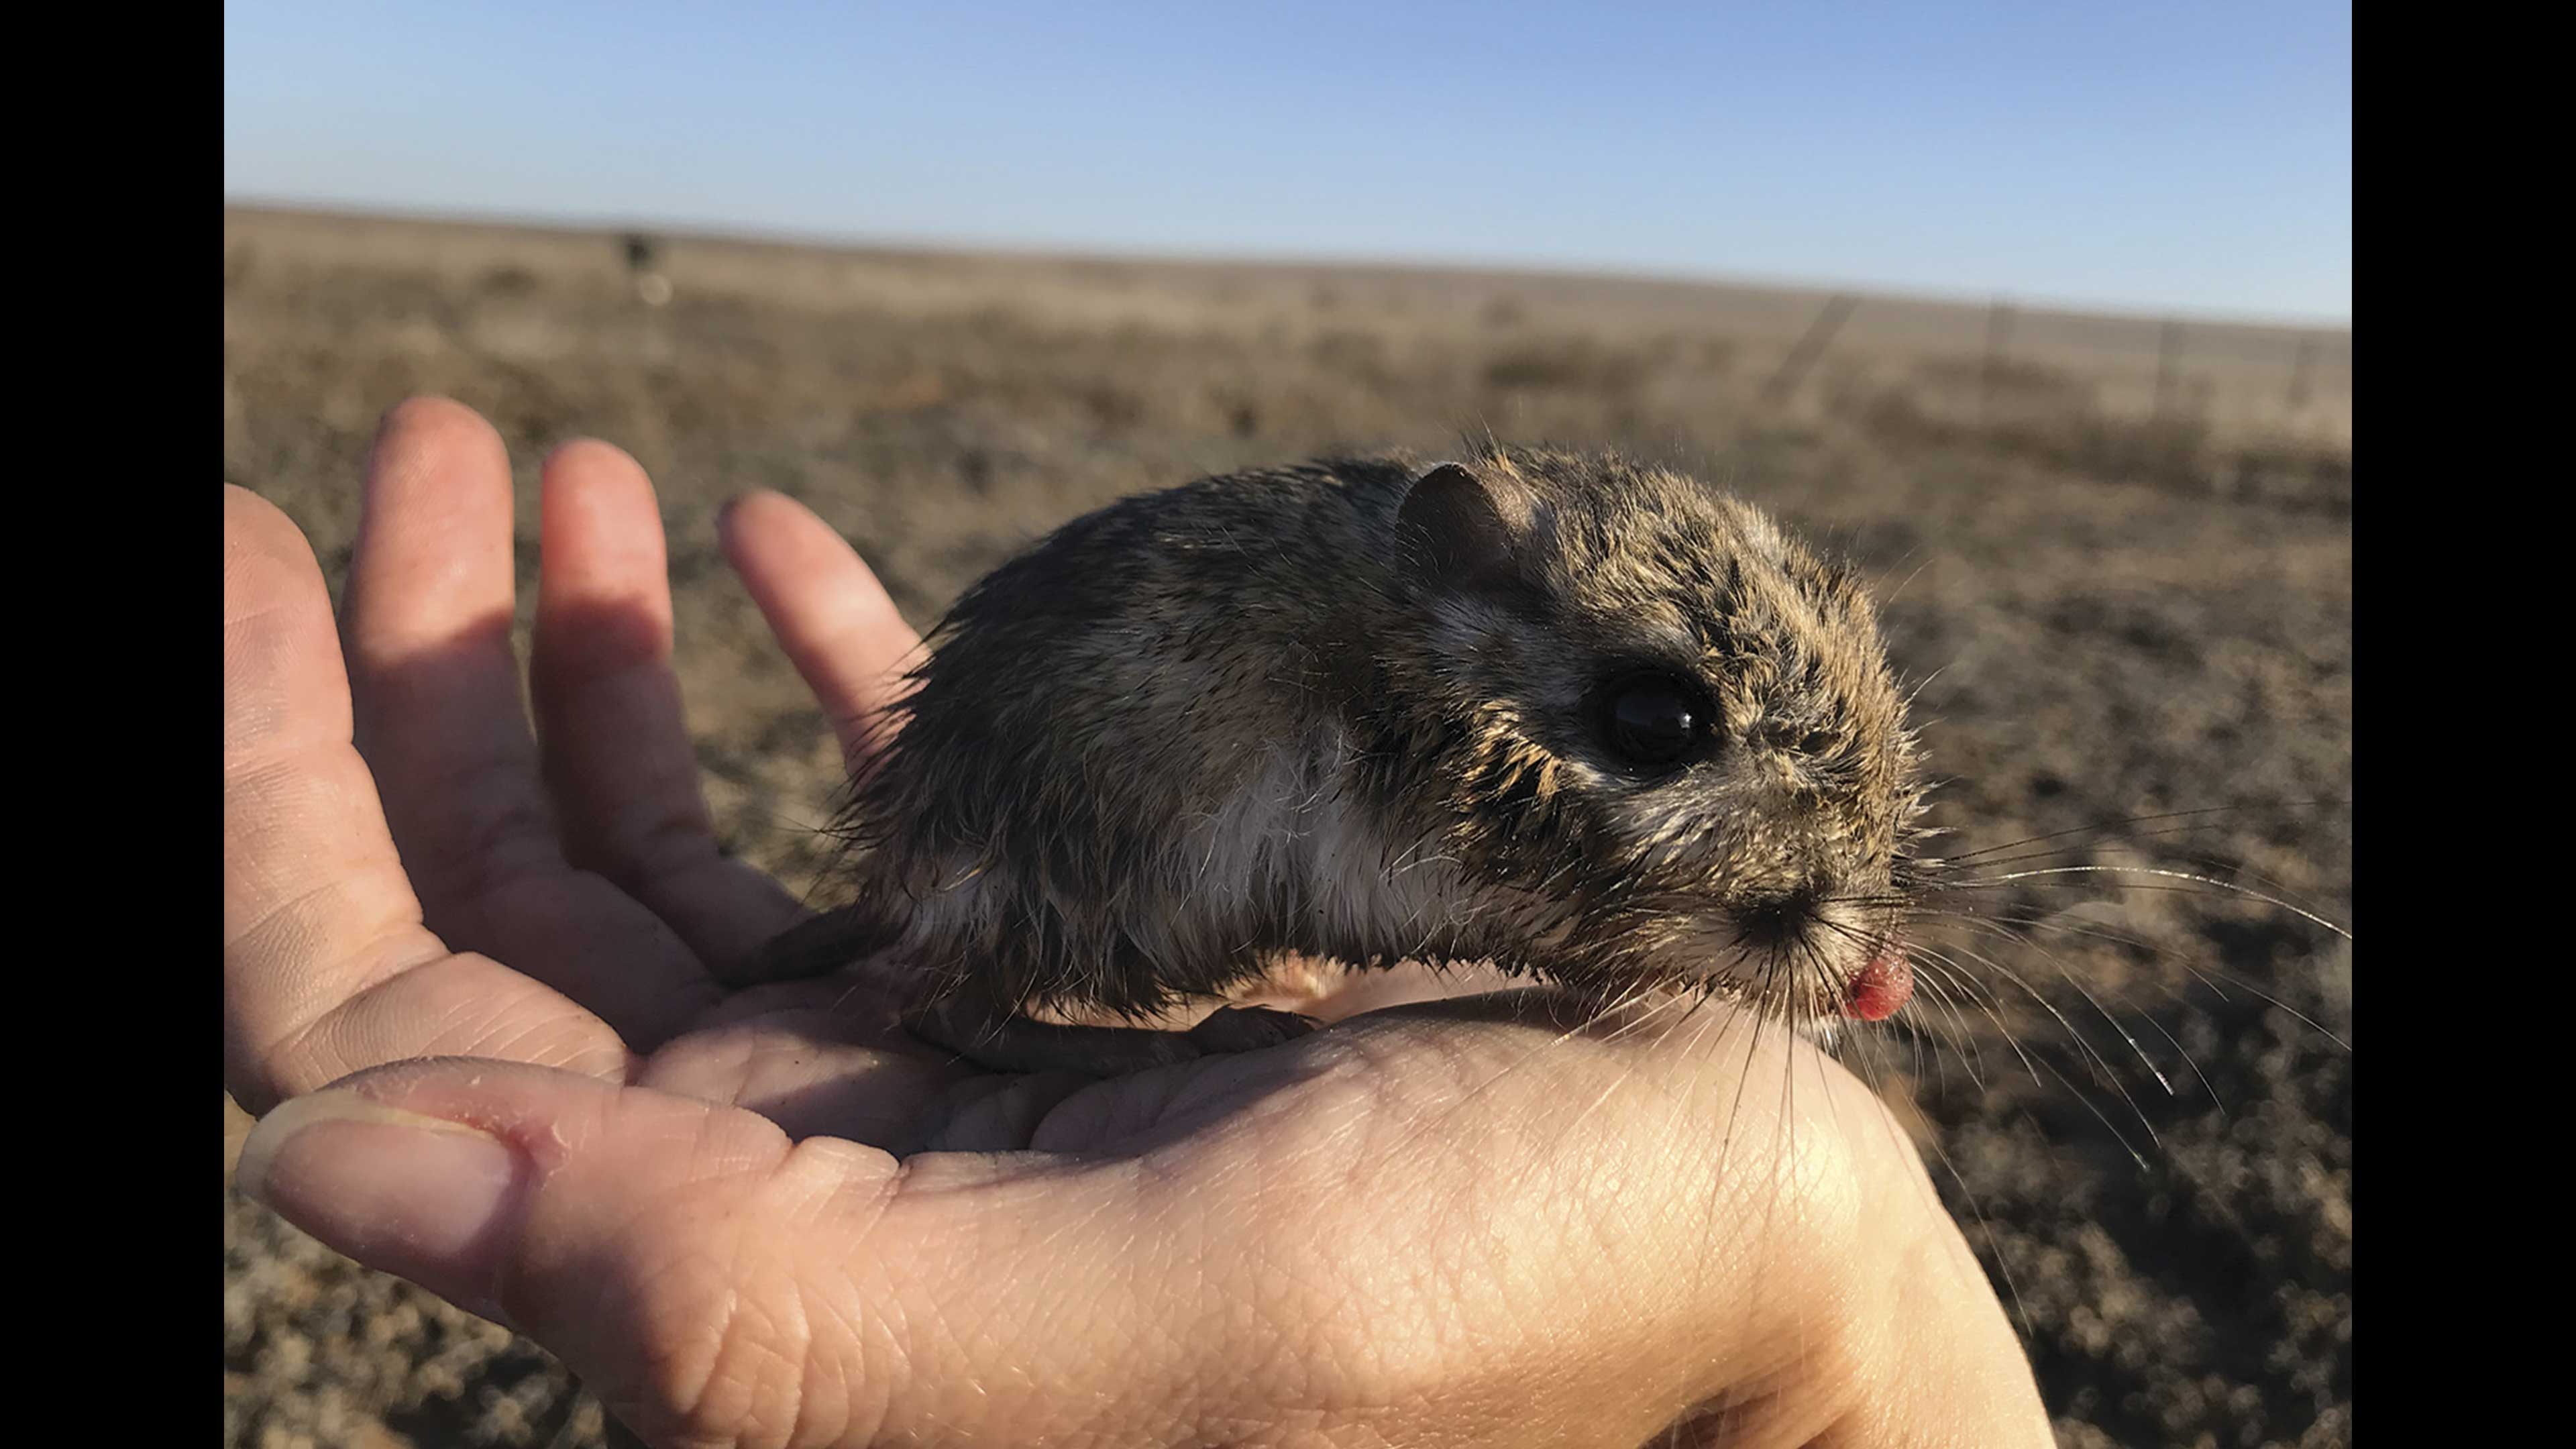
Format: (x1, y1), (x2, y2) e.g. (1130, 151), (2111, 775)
(718, 490), (922, 770)
(231, 1059), (1202, 1448)
(530, 440), (808, 973)
(338, 398), (546, 928)
(340, 398), (718, 1046)
(225, 486), (633, 1113)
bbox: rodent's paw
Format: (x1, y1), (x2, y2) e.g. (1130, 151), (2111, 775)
(1185, 1004), (1318, 1055)
(1232, 957), (1520, 1022)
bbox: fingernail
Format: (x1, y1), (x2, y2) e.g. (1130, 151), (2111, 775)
(236, 1092), (522, 1318)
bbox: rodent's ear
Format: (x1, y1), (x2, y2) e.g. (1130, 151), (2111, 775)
(1397, 462), (1537, 588)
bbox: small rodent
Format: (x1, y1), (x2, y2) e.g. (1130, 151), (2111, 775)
(746, 444), (1927, 1075)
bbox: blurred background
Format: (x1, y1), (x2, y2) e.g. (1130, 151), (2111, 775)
(225, 5), (2351, 1446)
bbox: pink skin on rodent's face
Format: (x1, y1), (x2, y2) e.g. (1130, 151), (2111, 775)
(1840, 943), (1914, 1022)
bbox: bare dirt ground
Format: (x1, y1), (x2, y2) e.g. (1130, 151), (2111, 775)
(223, 205), (2352, 1449)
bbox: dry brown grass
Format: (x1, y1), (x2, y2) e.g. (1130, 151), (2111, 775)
(225, 205), (2350, 1449)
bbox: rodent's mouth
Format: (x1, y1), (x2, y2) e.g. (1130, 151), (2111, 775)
(1838, 941), (1913, 1022)
(1658, 924), (1913, 1030)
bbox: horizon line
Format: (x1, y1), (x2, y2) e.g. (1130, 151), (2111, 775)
(223, 195), (2354, 336)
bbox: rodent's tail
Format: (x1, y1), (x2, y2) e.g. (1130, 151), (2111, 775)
(722, 903), (906, 988)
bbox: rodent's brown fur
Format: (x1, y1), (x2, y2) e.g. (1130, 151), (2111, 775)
(754, 443), (1929, 1044)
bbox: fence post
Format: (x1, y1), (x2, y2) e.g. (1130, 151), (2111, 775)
(1762, 293), (1859, 407)
(2153, 319), (2186, 419)
(1982, 298), (2017, 425)
(623, 231), (672, 308)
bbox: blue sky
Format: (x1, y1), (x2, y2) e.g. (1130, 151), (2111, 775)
(224, 3), (2351, 324)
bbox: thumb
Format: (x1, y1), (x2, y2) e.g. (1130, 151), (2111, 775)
(233, 1057), (964, 1447)
(232, 1057), (1250, 1448)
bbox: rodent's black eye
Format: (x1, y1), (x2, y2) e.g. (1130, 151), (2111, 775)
(1603, 674), (1706, 768)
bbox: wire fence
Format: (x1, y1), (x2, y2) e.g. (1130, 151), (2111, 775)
(589, 218), (2348, 509)
(1744, 288), (2350, 513)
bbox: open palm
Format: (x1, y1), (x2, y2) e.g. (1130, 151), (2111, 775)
(224, 398), (2045, 1448)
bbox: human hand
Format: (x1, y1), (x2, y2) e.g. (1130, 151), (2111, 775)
(225, 398), (2049, 1448)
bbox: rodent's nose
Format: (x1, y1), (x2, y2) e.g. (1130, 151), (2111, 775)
(1729, 886), (1822, 948)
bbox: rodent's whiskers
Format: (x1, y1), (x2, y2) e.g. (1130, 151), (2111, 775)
(1953, 908), (2349, 1055)
(1805, 788), (2351, 1222)
(1939, 918), (2178, 1099)
(1921, 802), (2308, 867)
(1929, 865), (2349, 942)
(1830, 955), (2040, 1336)
(1362, 975), (1693, 1169)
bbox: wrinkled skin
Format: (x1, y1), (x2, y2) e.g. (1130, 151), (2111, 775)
(223, 398), (2048, 1449)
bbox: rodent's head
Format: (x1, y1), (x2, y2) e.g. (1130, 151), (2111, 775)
(1371, 446), (1927, 1029)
